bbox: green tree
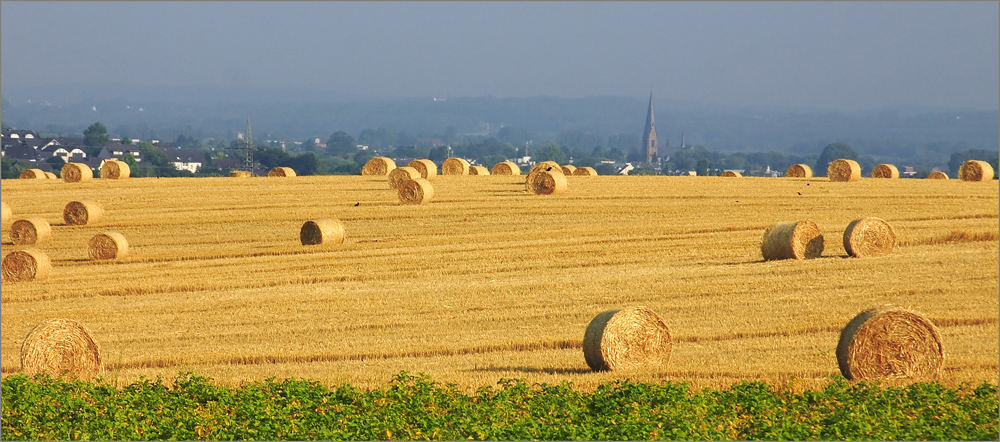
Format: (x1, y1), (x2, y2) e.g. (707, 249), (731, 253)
(1, 156), (26, 179)
(533, 143), (567, 164)
(814, 143), (858, 176)
(326, 131), (357, 157)
(696, 158), (712, 176)
(83, 122), (110, 149)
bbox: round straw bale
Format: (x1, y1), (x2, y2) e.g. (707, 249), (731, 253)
(785, 163), (813, 178)
(267, 167), (296, 177)
(573, 166), (598, 176)
(230, 170), (252, 177)
(19, 169), (47, 179)
(61, 162), (94, 183)
(561, 165), (577, 175)
(20, 318), (102, 379)
(491, 161), (521, 176)
(959, 160), (994, 181)
(2, 248), (51, 282)
(843, 217), (896, 258)
(1, 201), (11, 227)
(388, 166), (421, 190)
(469, 165), (490, 175)
(63, 200), (104, 225)
(361, 157), (397, 176)
(398, 178), (434, 205)
(10, 217), (52, 245)
(44, 171), (58, 179)
(827, 159), (861, 182)
(88, 232), (129, 260)
(441, 157), (470, 175)
(408, 159), (438, 180)
(721, 170), (742, 177)
(836, 306), (943, 381)
(583, 307), (672, 371)
(761, 220), (823, 260)
(526, 170), (568, 195)
(530, 161), (563, 175)
(300, 219), (345, 245)
(100, 160), (131, 179)
(871, 163), (899, 179)
(927, 171), (948, 180)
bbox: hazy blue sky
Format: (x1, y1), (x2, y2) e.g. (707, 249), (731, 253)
(2, 1), (997, 110)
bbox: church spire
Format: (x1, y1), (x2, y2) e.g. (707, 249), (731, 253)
(642, 91), (657, 164)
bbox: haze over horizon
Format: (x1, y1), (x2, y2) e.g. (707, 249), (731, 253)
(2, 1), (998, 112)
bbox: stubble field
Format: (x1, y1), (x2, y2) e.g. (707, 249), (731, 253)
(1, 174), (997, 392)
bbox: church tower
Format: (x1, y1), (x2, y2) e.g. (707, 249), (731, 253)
(642, 92), (657, 163)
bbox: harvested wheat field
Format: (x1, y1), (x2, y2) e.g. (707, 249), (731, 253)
(0, 175), (996, 392)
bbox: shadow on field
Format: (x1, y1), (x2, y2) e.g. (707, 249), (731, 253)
(723, 256), (851, 266)
(467, 365), (592, 375)
(480, 190), (524, 195)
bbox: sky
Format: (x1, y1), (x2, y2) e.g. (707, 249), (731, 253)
(2, 1), (998, 111)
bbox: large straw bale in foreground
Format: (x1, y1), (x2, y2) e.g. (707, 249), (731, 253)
(2, 248), (51, 282)
(827, 159), (861, 182)
(100, 160), (131, 179)
(61, 162), (94, 183)
(836, 306), (943, 381)
(583, 307), (672, 371)
(573, 166), (598, 176)
(388, 166), (421, 190)
(721, 170), (742, 177)
(468, 165), (490, 175)
(19, 169), (47, 179)
(10, 217), (51, 245)
(362, 157), (397, 176)
(561, 165), (577, 175)
(761, 220), (823, 260)
(398, 178), (434, 205)
(491, 161), (521, 176)
(300, 219), (346, 245)
(843, 217), (896, 258)
(442, 157), (470, 175)
(526, 170), (567, 195)
(408, 159), (438, 180)
(785, 163), (813, 178)
(959, 160), (994, 181)
(20, 319), (102, 379)
(871, 164), (899, 179)
(927, 171), (948, 180)
(88, 232), (129, 260)
(267, 167), (296, 177)
(1, 201), (11, 227)
(63, 200), (104, 225)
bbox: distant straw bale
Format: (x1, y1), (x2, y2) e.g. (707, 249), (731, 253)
(583, 307), (672, 371)
(843, 217), (896, 258)
(267, 167), (296, 177)
(230, 170), (252, 177)
(871, 164), (899, 179)
(561, 165), (577, 175)
(1, 248), (51, 282)
(573, 167), (598, 176)
(100, 160), (131, 179)
(827, 159), (861, 182)
(19, 169), (47, 180)
(959, 160), (994, 181)
(469, 165), (490, 175)
(10, 217), (51, 245)
(362, 157), (397, 176)
(398, 178), (434, 205)
(491, 161), (521, 176)
(836, 306), (943, 381)
(526, 170), (567, 195)
(442, 157), (470, 175)
(721, 171), (742, 177)
(761, 220), (823, 260)
(61, 163), (94, 183)
(44, 172), (58, 179)
(408, 159), (438, 180)
(927, 171), (948, 180)
(88, 232), (129, 260)
(20, 318), (102, 379)
(785, 164), (813, 178)
(63, 200), (104, 226)
(388, 166), (421, 190)
(530, 161), (563, 175)
(300, 219), (345, 245)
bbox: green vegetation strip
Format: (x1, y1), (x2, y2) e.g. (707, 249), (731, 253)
(2, 373), (997, 440)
